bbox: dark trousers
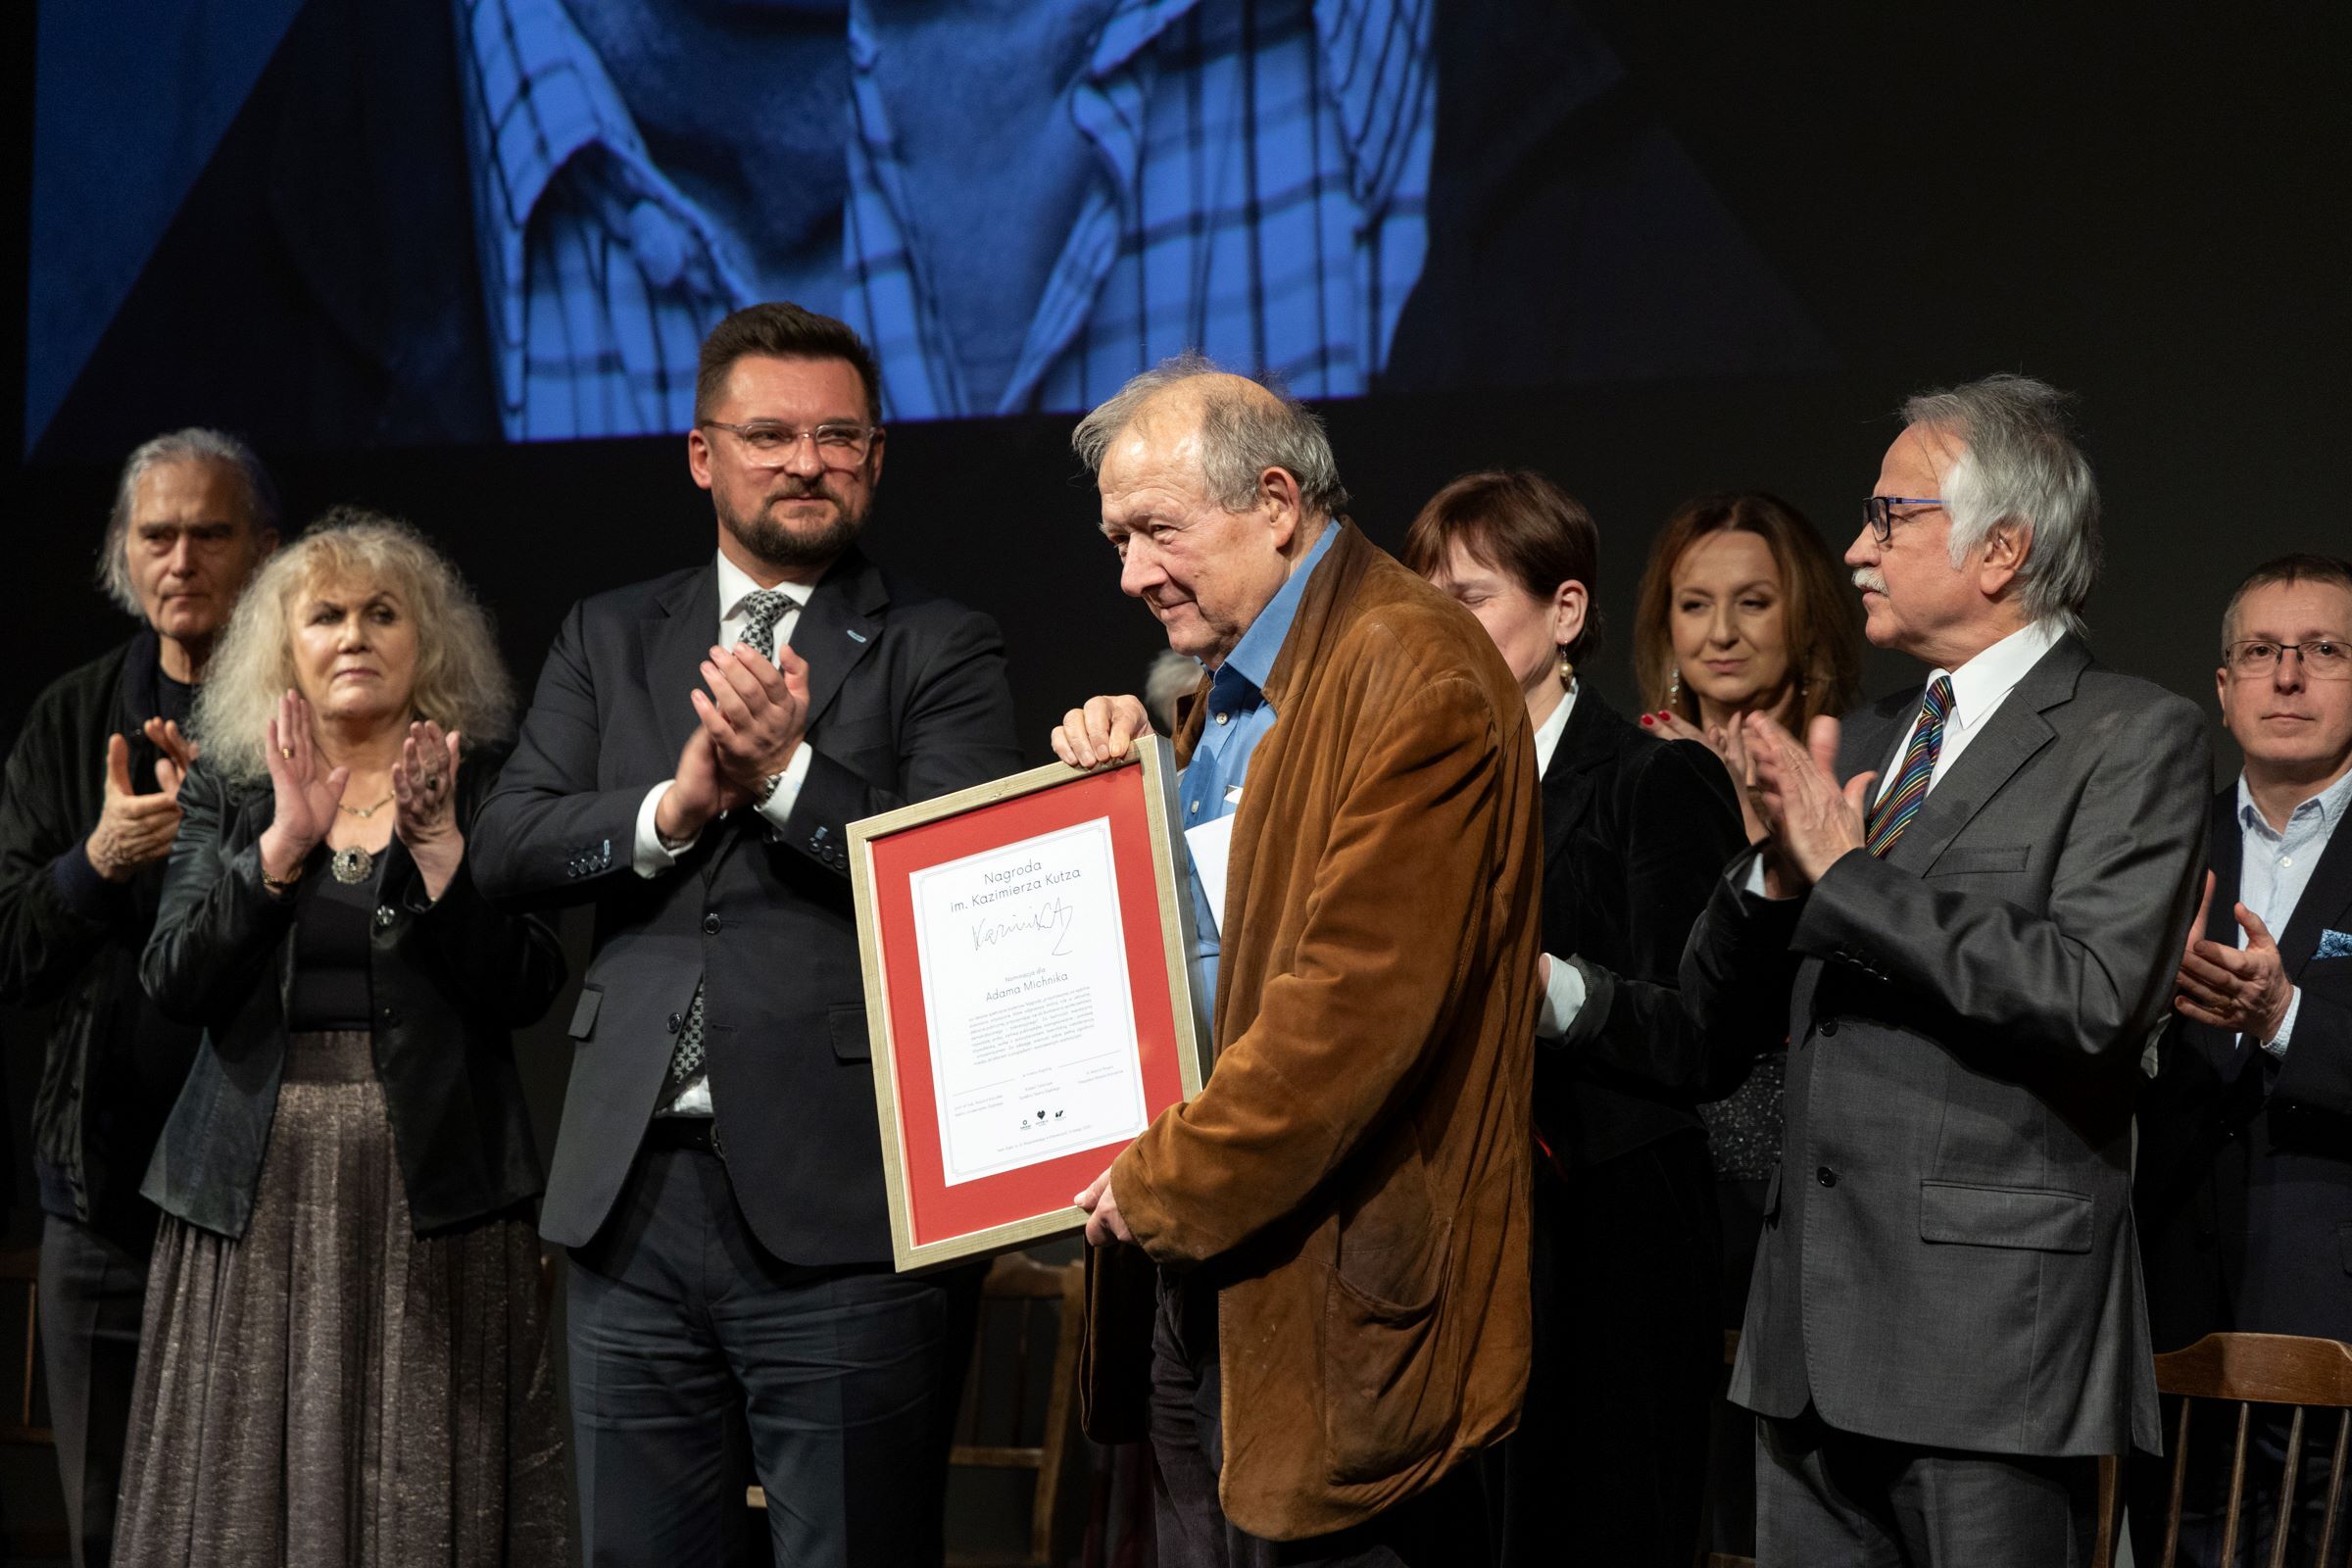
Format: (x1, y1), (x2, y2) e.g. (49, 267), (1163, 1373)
(1484, 1132), (1720, 1568)
(39, 1208), (155, 1568)
(1757, 1404), (2097, 1568)
(565, 1143), (980, 1567)
(1148, 1271), (1490, 1568)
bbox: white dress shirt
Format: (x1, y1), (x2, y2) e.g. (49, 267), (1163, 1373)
(1746, 616), (2068, 902)
(1873, 617), (2065, 805)
(1529, 686), (1587, 1038)
(632, 554), (816, 1114)
(2235, 765), (2352, 1054)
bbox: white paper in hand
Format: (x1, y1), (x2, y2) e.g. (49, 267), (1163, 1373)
(1183, 810), (1238, 938)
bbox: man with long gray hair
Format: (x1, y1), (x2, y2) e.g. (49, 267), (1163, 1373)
(1681, 375), (2206, 1563)
(1051, 356), (1543, 1563)
(0, 428), (276, 1566)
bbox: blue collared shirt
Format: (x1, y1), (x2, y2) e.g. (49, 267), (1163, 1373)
(2238, 766), (2352, 1054)
(1177, 523), (1339, 1010)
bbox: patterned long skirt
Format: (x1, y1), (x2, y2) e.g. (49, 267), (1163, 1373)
(114, 1031), (568, 1566)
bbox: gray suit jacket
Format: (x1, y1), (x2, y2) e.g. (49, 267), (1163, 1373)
(1682, 632), (2207, 1457)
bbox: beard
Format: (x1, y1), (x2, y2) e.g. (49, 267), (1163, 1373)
(718, 477), (870, 572)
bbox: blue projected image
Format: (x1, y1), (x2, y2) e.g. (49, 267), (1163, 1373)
(24, 0), (1828, 458)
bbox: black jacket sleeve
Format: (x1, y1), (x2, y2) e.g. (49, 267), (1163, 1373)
(140, 762), (296, 1024)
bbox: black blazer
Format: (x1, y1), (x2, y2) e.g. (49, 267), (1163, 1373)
(1536, 689), (1748, 1170)
(469, 547), (1020, 1264)
(139, 751), (564, 1240)
(2139, 784), (2352, 1348)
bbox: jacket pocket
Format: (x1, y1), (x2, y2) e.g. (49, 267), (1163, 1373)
(1919, 1179), (2092, 1252)
(829, 1004), (871, 1061)
(1928, 844), (2031, 876)
(1322, 1216), (1457, 1486)
(566, 986), (602, 1040)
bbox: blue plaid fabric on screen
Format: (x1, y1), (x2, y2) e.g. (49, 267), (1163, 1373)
(451, 0), (1432, 436)
(846, 0), (1435, 418)
(453, 0), (758, 441)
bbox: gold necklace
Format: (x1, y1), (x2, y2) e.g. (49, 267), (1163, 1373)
(337, 793), (394, 819)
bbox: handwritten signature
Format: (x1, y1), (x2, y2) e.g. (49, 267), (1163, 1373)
(971, 897), (1078, 956)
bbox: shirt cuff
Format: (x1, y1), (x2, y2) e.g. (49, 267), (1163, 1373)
(2262, 986), (2303, 1057)
(753, 744), (816, 837)
(49, 840), (122, 920)
(1535, 951), (1588, 1040)
(633, 782), (699, 877)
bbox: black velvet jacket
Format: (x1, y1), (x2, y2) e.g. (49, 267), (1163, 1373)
(1537, 689), (1752, 1168)
(139, 749), (563, 1239)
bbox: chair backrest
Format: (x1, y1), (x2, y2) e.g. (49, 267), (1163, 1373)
(949, 1251), (1087, 1568)
(0, 1246), (50, 1447)
(2151, 1331), (2352, 1568)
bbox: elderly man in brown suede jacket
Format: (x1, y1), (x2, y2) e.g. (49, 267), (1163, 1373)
(1051, 356), (1544, 1565)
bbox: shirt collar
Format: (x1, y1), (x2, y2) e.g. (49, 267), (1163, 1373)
(715, 553), (808, 625)
(1212, 523), (1341, 707)
(1533, 681), (1577, 777)
(1929, 617), (2066, 734)
(2237, 765), (2352, 840)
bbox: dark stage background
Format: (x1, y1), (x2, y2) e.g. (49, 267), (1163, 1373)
(1, 1), (2347, 1559)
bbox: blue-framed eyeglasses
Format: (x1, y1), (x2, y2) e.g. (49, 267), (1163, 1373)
(1863, 496), (1944, 544)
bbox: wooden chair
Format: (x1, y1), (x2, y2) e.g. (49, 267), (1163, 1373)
(2140, 1331), (2352, 1568)
(0, 1245), (48, 1447)
(748, 1250), (1086, 1568)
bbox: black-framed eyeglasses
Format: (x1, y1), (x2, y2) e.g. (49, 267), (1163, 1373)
(1863, 495), (1944, 544)
(2223, 638), (2352, 679)
(700, 420), (879, 470)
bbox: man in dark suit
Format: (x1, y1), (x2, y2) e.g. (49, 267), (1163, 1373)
(1681, 375), (2209, 1564)
(471, 303), (1019, 1565)
(2135, 554), (2352, 1565)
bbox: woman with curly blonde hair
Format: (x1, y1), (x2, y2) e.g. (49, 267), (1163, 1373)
(118, 509), (568, 1565)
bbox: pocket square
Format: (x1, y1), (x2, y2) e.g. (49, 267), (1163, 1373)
(2320, 929), (2352, 959)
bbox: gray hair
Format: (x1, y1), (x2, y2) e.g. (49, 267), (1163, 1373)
(1070, 352), (1349, 520)
(1901, 374), (2100, 632)
(98, 428), (281, 616)
(194, 508), (514, 783)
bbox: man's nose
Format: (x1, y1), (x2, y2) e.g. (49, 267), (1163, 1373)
(1844, 526), (1876, 568)
(782, 434), (825, 478)
(2274, 648), (2308, 692)
(164, 532), (199, 576)
(1119, 542), (1163, 600)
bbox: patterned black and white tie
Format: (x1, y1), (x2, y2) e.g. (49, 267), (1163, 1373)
(659, 587), (799, 1112)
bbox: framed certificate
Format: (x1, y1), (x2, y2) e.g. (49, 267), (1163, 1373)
(849, 738), (1208, 1272)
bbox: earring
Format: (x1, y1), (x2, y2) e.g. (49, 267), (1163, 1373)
(1667, 666), (1683, 709)
(1558, 647), (1575, 690)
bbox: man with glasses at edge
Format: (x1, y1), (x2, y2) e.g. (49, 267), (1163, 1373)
(1678, 374), (2207, 1564)
(474, 302), (1019, 1565)
(2136, 555), (2352, 1566)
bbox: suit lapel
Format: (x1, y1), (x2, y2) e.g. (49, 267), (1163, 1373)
(2275, 794), (2352, 979)
(2204, 787), (2243, 947)
(1541, 689), (1610, 870)
(643, 565), (721, 770)
(1883, 635), (2085, 875)
(792, 548), (887, 733)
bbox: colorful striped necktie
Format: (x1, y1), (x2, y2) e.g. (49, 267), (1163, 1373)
(1865, 675), (1954, 858)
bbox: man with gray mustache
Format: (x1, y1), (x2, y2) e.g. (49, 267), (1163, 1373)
(1678, 375), (2207, 1564)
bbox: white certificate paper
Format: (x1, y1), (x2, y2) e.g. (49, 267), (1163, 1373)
(908, 817), (1150, 1186)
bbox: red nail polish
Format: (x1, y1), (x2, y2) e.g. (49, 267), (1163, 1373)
(1640, 714), (1653, 726)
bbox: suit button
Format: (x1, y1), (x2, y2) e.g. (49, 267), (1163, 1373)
(1818, 1018), (1838, 1038)
(703, 914), (721, 935)
(667, 1012), (683, 1034)
(1816, 1166), (1838, 1188)
(380, 1005), (400, 1027)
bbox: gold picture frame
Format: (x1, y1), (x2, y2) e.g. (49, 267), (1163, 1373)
(848, 736), (1208, 1272)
